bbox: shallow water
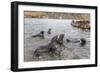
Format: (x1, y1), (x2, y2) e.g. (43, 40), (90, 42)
(24, 18), (90, 62)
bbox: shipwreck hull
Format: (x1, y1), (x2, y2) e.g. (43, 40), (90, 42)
(71, 20), (90, 30)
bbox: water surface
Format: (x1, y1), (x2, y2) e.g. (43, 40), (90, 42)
(24, 18), (90, 61)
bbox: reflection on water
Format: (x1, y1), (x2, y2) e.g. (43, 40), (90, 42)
(24, 18), (90, 62)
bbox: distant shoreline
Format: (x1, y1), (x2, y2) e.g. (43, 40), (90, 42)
(24, 11), (90, 20)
